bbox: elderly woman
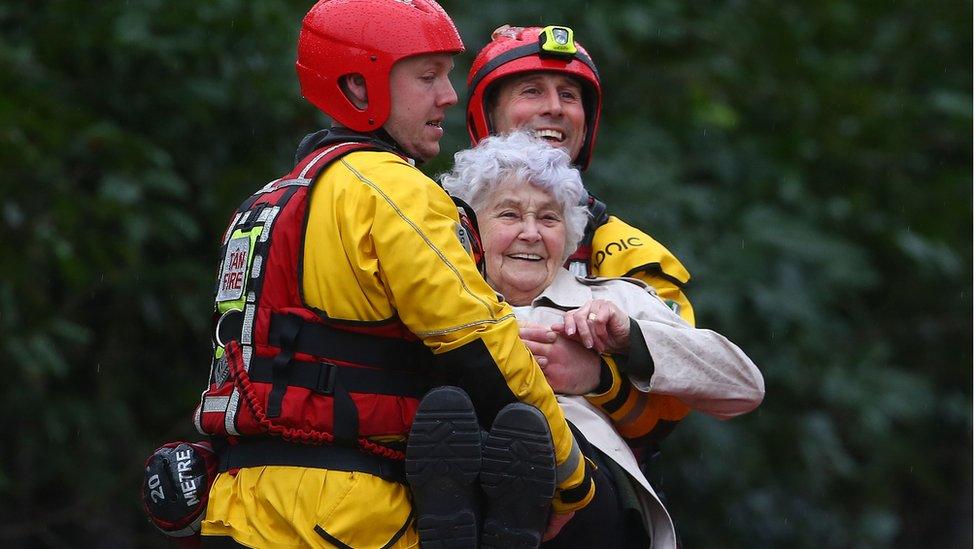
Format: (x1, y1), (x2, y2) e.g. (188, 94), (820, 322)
(440, 131), (764, 548)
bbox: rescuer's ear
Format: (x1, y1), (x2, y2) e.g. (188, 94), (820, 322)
(340, 73), (368, 110)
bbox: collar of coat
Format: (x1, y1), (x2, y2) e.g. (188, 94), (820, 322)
(506, 268), (651, 312)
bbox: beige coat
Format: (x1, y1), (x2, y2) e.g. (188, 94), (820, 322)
(511, 269), (765, 548)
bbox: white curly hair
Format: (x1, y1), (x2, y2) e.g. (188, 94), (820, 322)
(440, 131), (589, 261)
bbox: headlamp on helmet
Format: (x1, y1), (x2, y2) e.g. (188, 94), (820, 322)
(538, 26), (577, 58)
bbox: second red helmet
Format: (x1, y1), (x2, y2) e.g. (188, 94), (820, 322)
(466, 25), (603, 170)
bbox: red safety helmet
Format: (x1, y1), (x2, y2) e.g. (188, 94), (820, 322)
(466, 25), (603, 170)
(297, 0), (464, 132)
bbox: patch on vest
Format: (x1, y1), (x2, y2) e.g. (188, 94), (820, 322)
(213, 355), (229, 389)
(217, 235), (250, 302)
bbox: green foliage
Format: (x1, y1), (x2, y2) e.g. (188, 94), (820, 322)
(1, 0), (970, 547)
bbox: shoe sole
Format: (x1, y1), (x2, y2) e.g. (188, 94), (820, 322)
(480, 403), (556, 549)
(406, 386), (482, 549)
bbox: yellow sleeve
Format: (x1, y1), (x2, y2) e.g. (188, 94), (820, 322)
(341, 154), (594, 511)
(591, 216), (696, 326)
(588, 216), (695, 443)
(585, 356), (690, 446)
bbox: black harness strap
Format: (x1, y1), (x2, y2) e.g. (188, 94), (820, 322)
(248, 357), (427, 398)
(266, 313), (302, 419)
(269, 313), (432, 370)
(217, 438), (405, 484)
(586, 195), (609, 234)
(331, 376), (360, 448)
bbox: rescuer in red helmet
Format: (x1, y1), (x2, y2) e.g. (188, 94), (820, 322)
(466, 23), (696, 457)
(463, 25), (703, 547)
(185, 4), (593, 547)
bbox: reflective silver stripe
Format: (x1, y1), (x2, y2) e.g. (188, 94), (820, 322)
(225, 388), (241, 436)
(247, 291), (256, 303)
(251, 142), (352, 196)
(268, 178), (311, 188)
(192, 403), (204, 434)
(555, 433), (583, 486)
(202, 396), (230, 413)
(260, 206), (280, 242)
(299, 143), (350, 179)
(257, 177), (281, 194)
(238, 210), (251, 225)
(222, 213), (242, 244)
(250, 254), (262, 279)
(241, 304), (255, 345)
(257, 207), (272, 222)
(242, 344), (253, 372)
(195, 356), (221, 434)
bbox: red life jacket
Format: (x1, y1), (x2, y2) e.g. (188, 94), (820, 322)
(193, 141), (437, 462)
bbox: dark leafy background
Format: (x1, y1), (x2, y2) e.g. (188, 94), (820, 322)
(0, 1), (970, 547)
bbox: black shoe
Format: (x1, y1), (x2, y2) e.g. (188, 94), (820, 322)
(479, 403), (556, 549)
(406, 386), (483, 548)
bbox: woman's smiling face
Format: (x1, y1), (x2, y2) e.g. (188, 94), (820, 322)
(479, 180), (567, 306)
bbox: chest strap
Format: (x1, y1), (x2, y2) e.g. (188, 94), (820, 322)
(248, 356), (427, 398)
(217, 438), (406, 484)
(265, 313), (433, 369)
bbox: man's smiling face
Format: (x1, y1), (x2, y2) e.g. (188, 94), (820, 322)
(489, 72), (586, 162)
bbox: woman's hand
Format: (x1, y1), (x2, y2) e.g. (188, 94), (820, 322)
(554, 299), (631, 354)
(519, 324), (601, 394)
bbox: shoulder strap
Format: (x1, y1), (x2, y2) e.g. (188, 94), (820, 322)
(586, 195), (610, 232)
(565, 195), (611, 275)
(450, 195), (485, 275)
(278, 141), (379, 191)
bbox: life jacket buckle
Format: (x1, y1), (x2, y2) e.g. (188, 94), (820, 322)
(315, 361), (338, 395)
